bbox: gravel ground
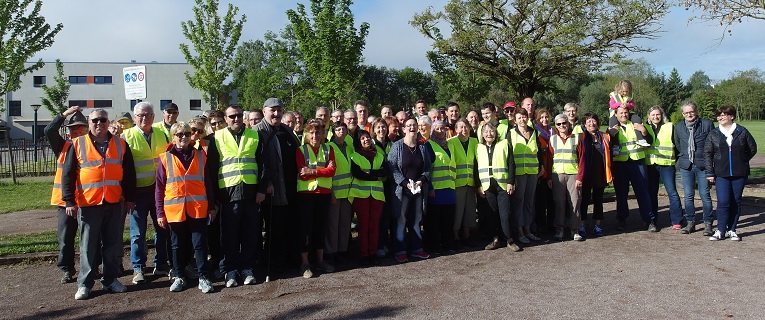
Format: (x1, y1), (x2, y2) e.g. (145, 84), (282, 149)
(1, 196), (764, 319)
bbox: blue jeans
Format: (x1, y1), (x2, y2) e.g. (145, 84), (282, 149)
(647, 165), (683, 225)
(169, 217), (209, 279)
(130, 190), (169, 271)
(715, 176), (746, 235)
(678, 165), (713, 224)
(612, 160), (654, 223)
(393, 189), (424, 255)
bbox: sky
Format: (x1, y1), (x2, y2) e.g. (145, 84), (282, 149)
(32, 0), (765, 83)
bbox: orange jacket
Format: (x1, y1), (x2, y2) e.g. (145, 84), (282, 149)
(73, 135), (126, 206)
(159, 149), (208, 222)
(50, 140), (71, 206)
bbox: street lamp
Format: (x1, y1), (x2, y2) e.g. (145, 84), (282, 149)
(31, 104), (41, 174)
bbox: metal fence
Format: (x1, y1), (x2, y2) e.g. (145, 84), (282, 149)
(0, 138), (57, 178)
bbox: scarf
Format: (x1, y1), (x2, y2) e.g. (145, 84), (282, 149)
(719, 123), (737, 146)
(685, 119), (697, 163)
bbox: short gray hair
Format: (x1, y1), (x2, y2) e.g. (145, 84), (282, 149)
(681, 100), (697, 112)
(134, 102), (154, 114)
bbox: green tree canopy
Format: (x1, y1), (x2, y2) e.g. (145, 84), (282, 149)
(411, 0), (668, 99)
(180, 0), (246, 110)
(40, 59), (70, 115)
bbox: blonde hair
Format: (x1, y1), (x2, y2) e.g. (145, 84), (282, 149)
(615, 80), (633, 95)
(170, 121), (190, 136)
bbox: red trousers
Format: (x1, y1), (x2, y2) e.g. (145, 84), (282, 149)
(352, 197), (384, 257)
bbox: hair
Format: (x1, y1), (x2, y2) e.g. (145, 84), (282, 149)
(344, 109), (357, 116)
(647, 105), (669, 123)
(430, 120), (447, 138)
(415, 99), (426, 105)
(534, 108), (550, 121)
(715, 105), (737, 118)
(478, 122), (497, 144)
(417, 115), (432, 126)
(480, 102), (496, 113)
(170, 121), (191, 137)
(354, 100), (369, 108)
(681, 100), (698, 112)
(331, 120), (347, 132)
(134, 102), (154, 114)
(208, 110), (224, 119)
(563, 102), (579, 112)
(282, 112), (295, 121)
(353, 130), (371, 150)
(383, 116), (398, 127)
(447, 101), (459, 109)
(581, 112), (600, 127)
(251, 108), (263, 115)
(302, 119), (325, 144)
(455, 118), (472, 134)
(370, 117), (389, 141)
(89, 108), (108, 118)
(108, 120), (122, 131)
(381, 105), (392, 111)
(615, 80), (633, 95)
(515, 108), (529, 118)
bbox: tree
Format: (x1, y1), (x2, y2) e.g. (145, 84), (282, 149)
(686, 70), (712, 92)
(427, 51), (494, 109)
(411, 0), (668, 99)
(682, 0), (765, 29)
(180, 0), (246, 110)
(658, 68), (689, 114)
(714, 69), (765, 120)
(287, 0), (370, 110)
(40, 59), (70, 115)
(0, 0), (63, 112)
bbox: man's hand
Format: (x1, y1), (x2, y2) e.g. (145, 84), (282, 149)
(507, 184), (514, 196)
(157, 217), (167, 229)
(208, 210), (217, 222)
(63, 106), (81, 117)
(477, 187), (485, 198)
(576, 180), (582, 189)
(255, 192), (266, 204)
(266, 184), (274, 195)
(65, 206), (78, 217)
(707, 177), (715, 184)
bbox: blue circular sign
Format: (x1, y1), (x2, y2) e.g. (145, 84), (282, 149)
(124, 73), (131, 83)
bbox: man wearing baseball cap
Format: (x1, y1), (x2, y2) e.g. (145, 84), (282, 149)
(44, 106), (89, 284)
(153, 102), (179, 140)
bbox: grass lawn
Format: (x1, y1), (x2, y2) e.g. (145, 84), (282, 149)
(0, 223), (154, 256)
(0, 180), (54, 214)
(737, 120), (765, 139)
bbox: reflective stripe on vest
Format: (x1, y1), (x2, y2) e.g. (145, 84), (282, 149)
(215, 128), (260, 188)
(123, 127), (167, 187)
(50, 140), (71, 206)
(328, 141), (354, 199)
(73, 135), (125, 206)
(161, 149), (208, 222)
(476, 140), (511, 191)
(645, 122), (675, 166)
(349, 151), (385, 201)
(509, 129), (539, 175)
(447, 136), (477, 187)
(613, 122), (646, 162)
(297, 144), (332, 192)
(428, 140), (456, 190)
(551, 133), (579, 174)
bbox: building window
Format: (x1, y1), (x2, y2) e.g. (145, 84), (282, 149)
(93, 100), (112, 108)
(69, 100), (87, 108)
(160, 100), (173, 110)
(9, 101), (21, 116)
(69, 76), (87, 84)
(189, 99), (201, 110)
(130, 100), (138, 111)
(94, 76), (112, 84)
(33, 76), (46, 87)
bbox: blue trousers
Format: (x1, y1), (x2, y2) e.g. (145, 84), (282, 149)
(612, 160), (654, 223)
(679, 165), (714, 223)
(130, 190), (169, 271)
(393, 190), (424, 255)
(169, 217), (209, 279)
(647, 165), (683, 225)
(715, 176), (746, 235)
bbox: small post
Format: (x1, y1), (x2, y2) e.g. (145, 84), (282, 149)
(31, 104), (41, 176)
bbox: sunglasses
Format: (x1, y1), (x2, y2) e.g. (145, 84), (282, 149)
(91, 118), (109, 124)
(210, 121), (224, 127)
(166, 110), (178, 115)
(135, 113), (152, 118)
(191, 128), (206, 134)
(227, 113), (243, 119)
(174, 132), (192, 138)
(555, 122), (568, 126)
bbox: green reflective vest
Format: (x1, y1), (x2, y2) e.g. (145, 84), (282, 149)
(551, 133), (579, 174)
(122, 127), (167, 187)
(447, 136), (477, 187)
(428, 140), (456, 190)
(328, 141), (354, 199)
(349, 151), (385, 202)
(645, 122), (675, 166)
(613, 122), (646, 162)
(151, 122), (171, 142)
(214, 128), (259, 188)
(297, 144), (332, 192)
(476, 140), (511, 191)
(478, 120), (510, 141)
(509, 129), (539, 175)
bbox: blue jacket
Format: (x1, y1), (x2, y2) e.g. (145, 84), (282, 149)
(673, 118), (714, 170)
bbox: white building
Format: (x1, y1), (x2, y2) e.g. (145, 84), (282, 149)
(1, 61), (210, 140)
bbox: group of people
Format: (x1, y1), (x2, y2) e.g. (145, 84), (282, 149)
(47, 80), (757, 301)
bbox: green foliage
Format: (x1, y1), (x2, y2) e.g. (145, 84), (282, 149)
(40, 59), (70, 115)
(411, 0), (668, 99)
(686, 70), (712, 92)
(287, 0), (370, 110)
(357, 65), (437, 114)
(0, 180), (52, 214)
(0, 0), (63, 112)
(682, 0), (765, 31)
(713, 69), (765, 120)
(657, 68), (690, 115)
(578, 78), (610, 122)
(180, 0), (246, 110)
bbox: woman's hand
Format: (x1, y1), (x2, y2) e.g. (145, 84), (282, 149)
(707, 177), (715, 184)
(477, 187), (485, 198)
(506, 184), (514, 195)
(576, 180), (582, 189)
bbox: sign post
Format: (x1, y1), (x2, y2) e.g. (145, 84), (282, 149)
(123, 66), (147, 101)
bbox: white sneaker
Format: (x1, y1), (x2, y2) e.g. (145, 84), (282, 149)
(198, 277), (214, 293)
(225, 271), (239, 288)
(74, 287), (91, 300)
(242, 269), (256, 285)
(170, 277), (185, 292)
(636, 139), (651, 147)
(104, 279), (127, 293)
(573, 233), (583, 241)
(729, 231), (741, 241)
(709, 230), (722, 241)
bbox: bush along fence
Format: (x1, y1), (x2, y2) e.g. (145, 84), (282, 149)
(0, 138), (56, 179)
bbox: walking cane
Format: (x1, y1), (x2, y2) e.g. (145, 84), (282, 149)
(265, 193), (273, 283)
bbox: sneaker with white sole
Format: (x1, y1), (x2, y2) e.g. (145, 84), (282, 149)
(729, 231), (741, 241)
(104, 279), (127, 293)
(242, 269), (256, 285)
(573, 233), (583, 241)
(301, 264), (313, 279)
(74, 287), (91, 300)
(153, 265), (170, 276)
(198, 277), (214, 293)
(709, 230), (723, 241)
(636, 139), (651, 147)
(132, 270), (145, 284)
(170, 277), (185, 292)
(225, 271), (239, 288)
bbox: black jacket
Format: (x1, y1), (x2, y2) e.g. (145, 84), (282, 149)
(704, 125), (757, 178)
(673, 119), (714, 170)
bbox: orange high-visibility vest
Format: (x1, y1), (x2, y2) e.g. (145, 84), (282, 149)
(160, 149), (208, 222)
(73, 135), (126, 206)
(51, 140), (71, 206)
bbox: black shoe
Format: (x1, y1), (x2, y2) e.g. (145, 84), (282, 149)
(703, 223), (714, 236)
(681, 221), (695, 234)
(616, 219), (627, 231)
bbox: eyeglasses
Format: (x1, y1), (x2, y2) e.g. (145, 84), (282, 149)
(191, 128), (206, 134)
(91, 118), (109, 124)
(227, 113), (243, 119)
(210, 121), (225, 127)
(135, 113), (152, 118)
(174, 132), (192, 138)
(166, 110), (178, 115)
(682, 111), (696, 116)
(555, 122), (568, 126)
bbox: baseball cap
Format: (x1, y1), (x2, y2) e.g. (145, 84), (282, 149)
(66, 112), (88, 127)
(503, 101), (517, 110)
(164, 103), (179, 111)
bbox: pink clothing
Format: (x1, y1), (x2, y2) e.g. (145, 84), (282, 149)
(609, 91), (634, 111)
